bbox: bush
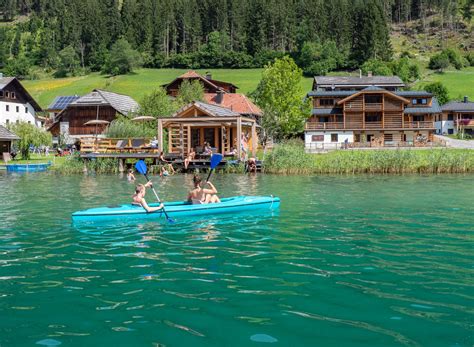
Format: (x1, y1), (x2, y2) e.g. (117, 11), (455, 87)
(428, 52), (450, 71)
(106, 116), (155, 138)
(361, 59), (392, 76)
(424, 82), (450, 105)
(102, 38), (143, 75)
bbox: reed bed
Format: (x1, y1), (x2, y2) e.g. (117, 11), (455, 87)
(264, 140), (474, 174)
(54, 156), (120, 174)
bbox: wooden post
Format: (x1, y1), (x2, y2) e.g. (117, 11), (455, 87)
(118, 158), (124, 173)
(179, 124), (184, 157)
(251, 120), (257, 157)
(187, 125), (191, 153)
(157, 118), (163, 153)
(237, 117), (242, 160)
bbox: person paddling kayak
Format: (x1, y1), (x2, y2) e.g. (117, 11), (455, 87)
(187, 175), (220, 204)
(133, 182), (164, 213)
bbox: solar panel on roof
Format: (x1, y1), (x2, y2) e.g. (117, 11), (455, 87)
(48, 95), (80, 110)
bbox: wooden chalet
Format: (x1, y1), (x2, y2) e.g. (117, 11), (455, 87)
(438, 96), (474, 135)
(48, 89), (139, 143)
(157, 101), (258, 159)
(162, 71), (238, 96)
(305, 76), (442, 149)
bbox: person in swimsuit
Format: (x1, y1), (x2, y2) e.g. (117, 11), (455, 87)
(159, 151), (175, 174)
(187, 175), (220, 204)
(184, 148), (196, 170)
(132, 182), (164, 213)
(127, 169), (136, 181)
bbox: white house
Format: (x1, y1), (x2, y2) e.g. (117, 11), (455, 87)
(0, 75), (42, 127)
(438, 97), (474, 135)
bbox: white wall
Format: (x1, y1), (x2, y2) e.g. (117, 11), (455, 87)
(305, 131), (354, 149)
(0, 101), (38, 126)
(435, 121), (455, 134)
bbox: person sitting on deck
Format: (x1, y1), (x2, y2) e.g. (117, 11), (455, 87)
(187, 175), (220, 204)
(150, 137), (159, 148)
(127, 169), (136, 181)
(203, 142), (213, 155)
(132, 182), (164, 213)
(159, 151), (175, 174)
(184, 148), (196, 170)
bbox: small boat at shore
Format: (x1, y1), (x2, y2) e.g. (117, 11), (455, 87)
(6, 162), (52, 172)
(72, 195), (280, 222)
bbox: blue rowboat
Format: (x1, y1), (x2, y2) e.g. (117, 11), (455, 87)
(6, 162), (51, 172)
(72, 195), (280, 222)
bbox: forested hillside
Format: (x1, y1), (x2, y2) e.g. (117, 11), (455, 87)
(0, 0), (472, 77)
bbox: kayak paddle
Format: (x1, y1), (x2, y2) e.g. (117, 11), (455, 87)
(135, 160), (175, 223)
(206, 153), (223, 182)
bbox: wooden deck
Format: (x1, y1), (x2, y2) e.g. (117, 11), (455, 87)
(79, 152), (263, 172)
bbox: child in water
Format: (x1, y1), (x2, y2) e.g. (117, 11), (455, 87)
(127, 169), (136, 182)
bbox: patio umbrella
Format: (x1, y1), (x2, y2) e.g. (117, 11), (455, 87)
(84, 119), (110, 150)
(132, 116), (155, 122)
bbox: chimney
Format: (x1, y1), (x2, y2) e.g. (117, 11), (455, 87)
(215, 89), (224, 104)
(205, 71), (212, 80)
(464, 96), (468, 103)
(367, 71), (373, 77)
(359, 69), (362, 78)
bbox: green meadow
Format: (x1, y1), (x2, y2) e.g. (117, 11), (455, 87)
(23, 68), (313, 108)
(415, 67), (474, 100)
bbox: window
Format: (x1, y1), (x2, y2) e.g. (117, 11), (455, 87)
(448, 129), (454, 135)
(319, 99), (334, 106)
(5, 119), (9, 124)
(0, 91), (3, 97)
(365, 112), (382, 122)
(11, 92), (16, 99)
(413, 98), (427, 105)
(331, 133), (338, 142)
(28, 121), (31, 124)
(16, 106), (19, 112)
(365, 95), (382, 103)
(318, 117), (329, 123)
(16, 120), (19, 124)
(447, 114), (453, 121)
(5, 91), (10, 98)
(312, 135), (324, 142)
(413, 115), (424, 122)
(6, 105), (9, 112)
(25, 107), (28, 113)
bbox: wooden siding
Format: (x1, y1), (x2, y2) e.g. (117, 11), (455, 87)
(50, 106), (118, 136)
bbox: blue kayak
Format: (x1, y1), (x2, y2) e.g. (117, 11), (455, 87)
(72, 195), (280, 222)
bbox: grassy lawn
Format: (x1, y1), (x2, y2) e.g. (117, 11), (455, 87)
(23, 68), (314, 108)
(4, 154), (67, 166)
(415, 67), (474, 100)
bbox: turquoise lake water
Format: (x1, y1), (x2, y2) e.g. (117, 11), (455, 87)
(0, 172), (472, 346)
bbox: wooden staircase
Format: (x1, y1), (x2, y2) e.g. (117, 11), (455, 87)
(169, 125), (189, 155)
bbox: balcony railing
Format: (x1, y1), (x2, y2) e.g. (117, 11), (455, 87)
(305, 122), (344, 130)
(305, 121), (435, 130)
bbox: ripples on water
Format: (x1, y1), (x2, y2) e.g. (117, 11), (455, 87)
(0, 173), (472, 346)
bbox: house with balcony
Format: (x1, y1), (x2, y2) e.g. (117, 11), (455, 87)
(438, 96), (474, 135)
(305, 76), (441, 149)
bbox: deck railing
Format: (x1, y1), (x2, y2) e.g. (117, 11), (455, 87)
(305, 121), (435, 130)
(306, 140), (446, 152)
(79, 137), (157, 153)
